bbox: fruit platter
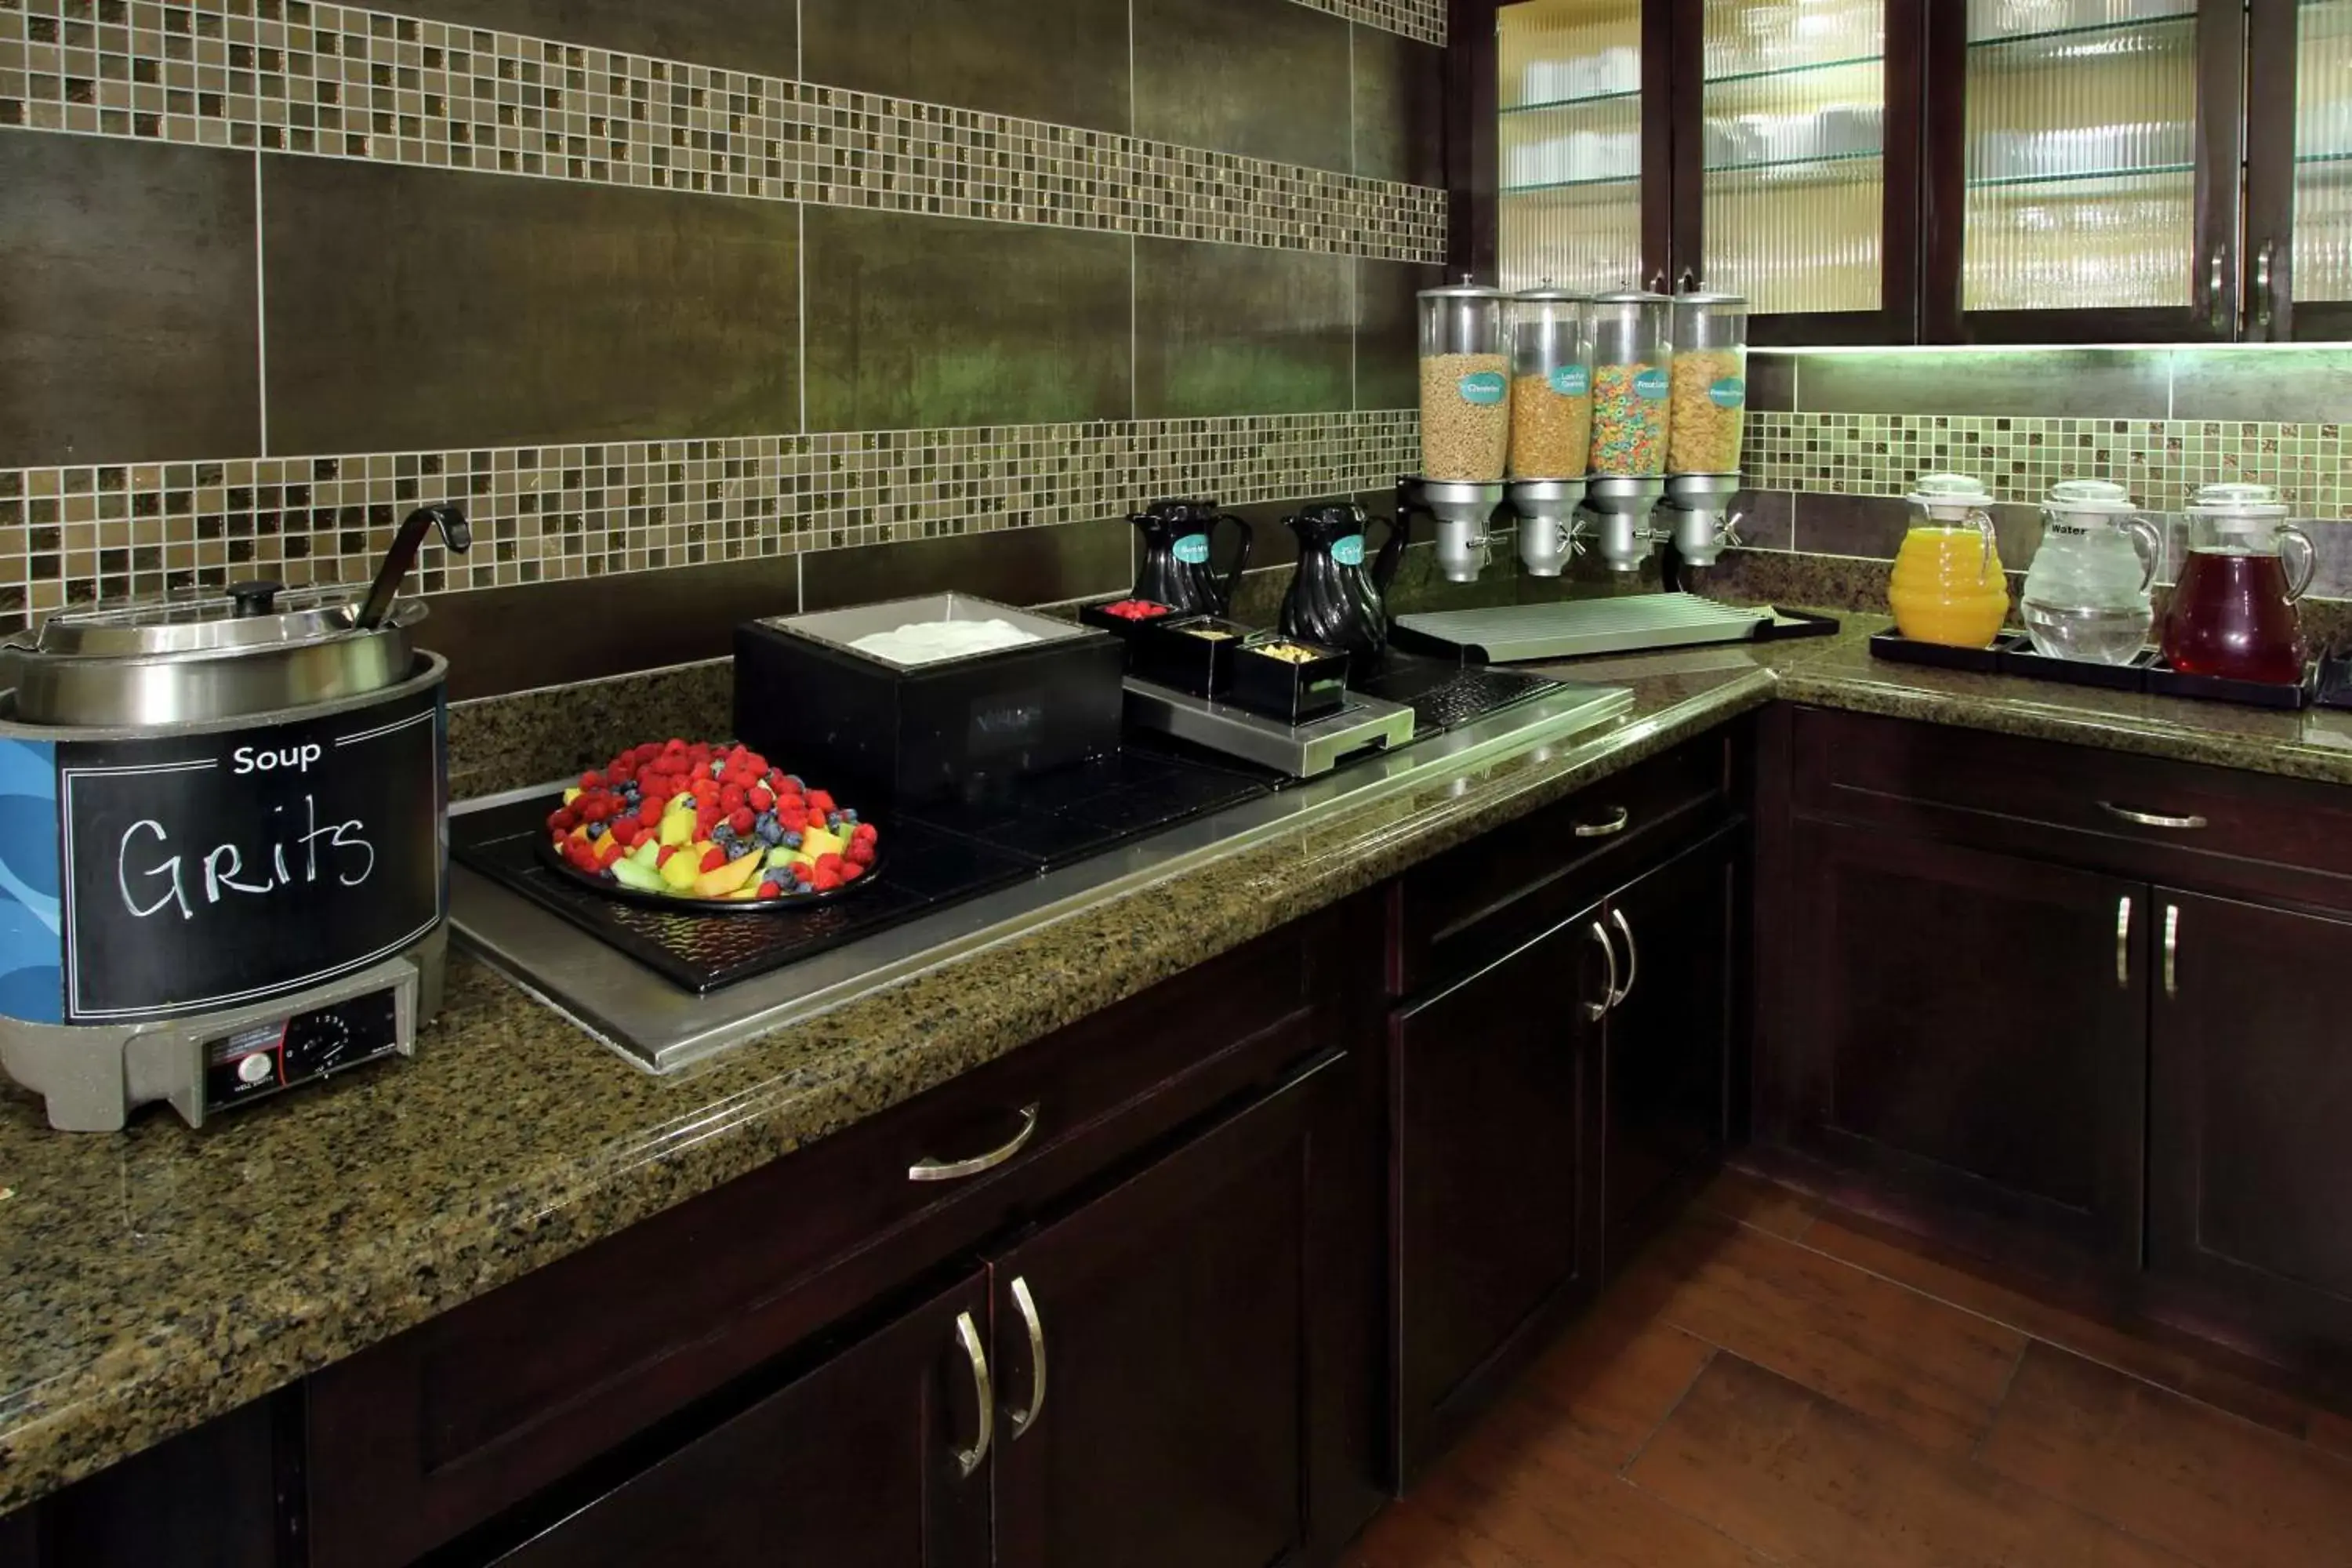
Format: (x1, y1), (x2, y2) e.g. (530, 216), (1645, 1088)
(540, 739), (880, 910)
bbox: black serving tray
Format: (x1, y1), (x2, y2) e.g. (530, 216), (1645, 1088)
(1870, 630), (2317, 710)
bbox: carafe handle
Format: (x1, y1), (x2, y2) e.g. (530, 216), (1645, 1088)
(2281, 522), (2318, 603)
(1210, 514), (1254, 610)
(1970, 511), (2002, 582)
(1370, 511), (1408, 595)
(2124, 515), (2165, 595)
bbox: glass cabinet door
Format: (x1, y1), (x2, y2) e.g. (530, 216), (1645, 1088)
(1931, 0), (2246, 339)
(2247, 0), (2352, 336)
(1693, 0), (1917, 338)
(1497, 0), (1663, 292)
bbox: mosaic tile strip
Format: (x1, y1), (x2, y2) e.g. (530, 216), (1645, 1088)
(1746, 411), (2352, 521)
(0, 0), (1446, 262)
(1296, 0), (1445, 45)
(0, 412), (1421, 629)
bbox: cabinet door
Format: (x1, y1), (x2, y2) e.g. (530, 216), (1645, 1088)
(1392, 909), (1606, 1484)
(1600, 825), (1740, 1265)
(492, 1274), (991, 1568)
(989, 1050), (1354, 1568)
(2149, 891), (2352, 1343)
(1788, 826), (2147, 1261)
(1496, 0), (1677, 292)
(1923, 0), (2249, 342)
(2245, 0), (2352, 338)
(1676, 0), (1926, 344)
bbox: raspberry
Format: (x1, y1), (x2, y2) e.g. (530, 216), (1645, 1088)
(580, 797), (612, 823)
(728, 807), (755, 834)
(745, 753), (769, 777)
(699, 845), (727, 873)
(579, 771), (601, 790)
(657, 844), (678, 867)
(840, 862), (864, 881)
(757, 880), (782, 899)
(852, 822), (878, 843)
(547, 808), (577, 832)
(806, 789), (837, 815)
(606, 763), (633, 785)
(811, 867), (841, 891)
(748, 786), (774, 812)
(719, 782), (746, 811)
(848, 841), (876, 867)
(816, 852), (844, 873)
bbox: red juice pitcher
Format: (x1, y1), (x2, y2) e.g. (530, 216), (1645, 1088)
(2160, 483), (2317, 686)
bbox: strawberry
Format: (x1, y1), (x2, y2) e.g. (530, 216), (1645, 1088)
(657, 844), (678, 868)
(699, 845), (727, 873)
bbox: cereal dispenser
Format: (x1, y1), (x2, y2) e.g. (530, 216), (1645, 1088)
(1578, 288), (1672, 572)
(1404, 283), (1509, 582)
(1658, 292), (1748, 568)
(1503, 285), (1592, 577)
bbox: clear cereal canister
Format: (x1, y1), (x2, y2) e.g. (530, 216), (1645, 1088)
(1504, 287), (1592, 480)
(1667, 292), (1748, 475)
(1588, 289), (1672, 477)
(1417, 284), (1510, 482)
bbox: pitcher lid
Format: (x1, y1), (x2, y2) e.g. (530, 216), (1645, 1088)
(2189, 481), (2288, 518)
(1907, 473), (1993, 521)
(2045, 478), (2138, 516)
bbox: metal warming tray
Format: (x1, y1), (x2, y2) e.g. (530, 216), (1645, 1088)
(1122, 677), (1419, 777)
(1395, 593), (1774, 662)
(735, 593), (1125, 808)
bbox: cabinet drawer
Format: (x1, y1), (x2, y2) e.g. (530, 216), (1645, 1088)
(309, 913), (1353, 1568)
(1792, 708), (2352, 903)
(1392, 733), (1736, 997)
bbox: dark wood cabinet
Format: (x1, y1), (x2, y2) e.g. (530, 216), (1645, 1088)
(2149, 890), (2352, 1347)
(1392, 902), (1608, 1485)
(1784, 823), (2147, 1261)
(1599, 824), (1740, 1263)
(494, 1275), (993, 1568)
(992, 1048), (1359, 1568)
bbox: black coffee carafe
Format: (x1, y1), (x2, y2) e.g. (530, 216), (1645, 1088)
(1130, 498), (1253, 616)
(1279, 501), (1406, 663)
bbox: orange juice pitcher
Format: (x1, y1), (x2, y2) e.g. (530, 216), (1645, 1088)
(1889, 474), (2009, 648)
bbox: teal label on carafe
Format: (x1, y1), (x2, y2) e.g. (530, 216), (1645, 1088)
(1332, 535), (1367, 568)
(1709, 376), (1747, 408)
(1634, 368), (1671, 400)
(1171, 533), (1210, 565)
(1548, 365), (1591, 397)
(1457, 371), (1507, 406)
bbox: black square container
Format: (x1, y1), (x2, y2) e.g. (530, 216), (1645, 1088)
(1229, 635), (1350, 724)
(734, 593), (1126, 808)
(1079, 597), (1181, 638)
(1135, 615), (1253, 698)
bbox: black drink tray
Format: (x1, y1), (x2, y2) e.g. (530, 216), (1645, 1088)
(1870, 630), (2315, 710)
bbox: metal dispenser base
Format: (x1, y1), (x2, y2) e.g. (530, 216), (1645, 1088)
(1401, 477), (1504, 583)
(1508, 478), (1587, 576)
(1661, 472), (1744, 568)
(1581, 476), (1666, 573)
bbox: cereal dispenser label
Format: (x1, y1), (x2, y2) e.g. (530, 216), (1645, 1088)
(1709, 376), (1747, 409)
(1457, 371), (1508, 406)
(1172, 534), (1211, 565)
(1548, 365), (1591, 397)
(1634, 368), (1671, 400)
(1333, 535), (1367, 568)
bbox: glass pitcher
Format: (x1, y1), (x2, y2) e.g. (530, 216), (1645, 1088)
(2159, 483), (2317, 686)
(2020, 480), (2165, 665)
(1889, 474), (2009, 648)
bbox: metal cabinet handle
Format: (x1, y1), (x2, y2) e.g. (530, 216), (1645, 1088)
(2254, 239), (2278, 333)
(2207, 246), (2228, 333)
(952, 1310), (993, 1478)
(2163, 903), (2180, 1000)
(1585, 920), (1617, 1022)
(2099, 801), (2208, 832)
(1607, 907), (1639, 1007)
(1007, 1276), (1047, 1439)
(1573, 805), (1631, 839)
(2114, 895), (2132, 989)
(909, 1105), (1040, 1182)
(1675, 267), (1699, 293)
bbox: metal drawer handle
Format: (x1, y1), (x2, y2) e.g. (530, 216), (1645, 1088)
(1574, 806), (1631, 839)
(1585, 920), (1617, 1022)
(2114, 895), (2132, 989)
(953, 1310), (993, 1478)
(1607, 906), (1639, 1007)
(2100, 801), (2208, 832)
(1007, 1276), (1047, 1439)
(909, 1105), (1040, 1182)
(2164, 903), (2181, 1000)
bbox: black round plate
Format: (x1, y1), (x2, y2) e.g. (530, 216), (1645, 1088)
(535, 833), (881, 913)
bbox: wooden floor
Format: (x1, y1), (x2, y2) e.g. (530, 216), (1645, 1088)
(1345, 1169), (2352, 1568)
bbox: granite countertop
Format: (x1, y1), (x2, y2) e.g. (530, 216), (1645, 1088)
(5, 612), (2349, 1513)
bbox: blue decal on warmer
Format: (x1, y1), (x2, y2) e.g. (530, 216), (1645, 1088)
(0, 739), (62, 1023)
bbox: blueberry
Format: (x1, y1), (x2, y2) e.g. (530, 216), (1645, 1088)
(586, 822), (605, 838)
(785, 774), (803, 787)
(784, 832), (803, 849)
(844, 809), (859, 823)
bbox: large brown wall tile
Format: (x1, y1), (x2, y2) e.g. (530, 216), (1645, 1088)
(2170, 347), (2352, 422)
(1356, 259), (1446, 410)
(1133, 0), (1352, 172)
(1351, 23), (1444, 187)
(1134, 241), (1352, 419)
(800, 0), (1128, 130)
(1792, 349), (2171, 419)
(800, 518), (1131, 612)
(263, 162), (800, 454)
(801, 208), (1131, 432)
(0, 137), (260, 467)
(418, 0), (798, 78)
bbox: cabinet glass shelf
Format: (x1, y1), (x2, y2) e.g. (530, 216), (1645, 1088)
(1501, 85), (1642, 115)
(1966, 11), (2196, 53)
(1966, 162), (2194, 190)
(1501, 172), (1643, 194)
(1707, 149), (1883, 176)
(1703, 52), (1886, 88)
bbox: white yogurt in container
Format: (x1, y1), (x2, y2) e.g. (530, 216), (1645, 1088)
(848, 618), (1043, 666)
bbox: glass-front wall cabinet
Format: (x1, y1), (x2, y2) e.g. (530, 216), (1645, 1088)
(1497, 0), (1651, 292)
(2264, 0), (2352, 335)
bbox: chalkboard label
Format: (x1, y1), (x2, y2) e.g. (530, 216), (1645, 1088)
(56, 685), (445, 1024)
